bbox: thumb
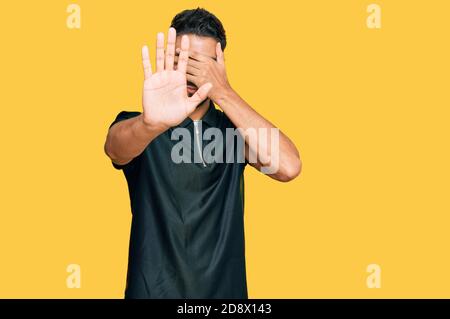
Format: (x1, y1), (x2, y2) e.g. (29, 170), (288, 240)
(186, 83), (213, 111)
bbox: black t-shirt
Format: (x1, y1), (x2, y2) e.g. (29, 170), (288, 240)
(109, 101), (248, 298)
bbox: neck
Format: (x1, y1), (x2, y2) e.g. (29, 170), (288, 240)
(189, 98), (210, 121)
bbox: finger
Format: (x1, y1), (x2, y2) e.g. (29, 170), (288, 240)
(187, 57), (203, 69)
(186, 74), (199, 86)
(186, 50), (210, 62)
(193, 52), (209, 62)
(141, 45), (152, 79)
(216, 42), (225, 65)
(187, 83), (213, 111)
(156, 32), (165, 72)
(186, 65), (201, 76)
(165, 27), (176, 71)
(177, 35), (190, 74)
(174, 55), (202, 70)
(177, 47), (216, 63)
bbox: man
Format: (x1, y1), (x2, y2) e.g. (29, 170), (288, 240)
(104, 8), (301, 299)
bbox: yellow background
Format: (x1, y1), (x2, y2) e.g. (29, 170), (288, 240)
(0, 0), (449, 298)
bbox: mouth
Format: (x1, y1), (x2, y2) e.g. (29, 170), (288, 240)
(187, 85), (197, 94)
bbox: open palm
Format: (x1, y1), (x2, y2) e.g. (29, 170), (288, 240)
(141, 28), (212, 129)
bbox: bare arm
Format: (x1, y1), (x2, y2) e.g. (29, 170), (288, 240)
(104, 114), (165, 165)
(216, 89), (301, 182)
(182, 43), (301, 182)
(104, 28), (212, 166)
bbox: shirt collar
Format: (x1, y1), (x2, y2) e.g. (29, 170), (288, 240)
(176, 100), (219, 128)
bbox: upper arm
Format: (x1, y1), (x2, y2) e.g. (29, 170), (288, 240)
(106, 111), (142, 170)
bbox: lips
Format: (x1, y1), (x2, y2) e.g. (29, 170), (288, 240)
(187, 85), (197, 92)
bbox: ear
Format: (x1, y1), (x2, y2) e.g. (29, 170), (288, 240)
(216, 42), (225, 65)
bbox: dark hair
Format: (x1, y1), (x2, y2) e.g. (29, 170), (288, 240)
(170, 7), (227, 50)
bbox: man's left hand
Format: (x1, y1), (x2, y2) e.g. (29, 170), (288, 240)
(176, 42), (232, 102)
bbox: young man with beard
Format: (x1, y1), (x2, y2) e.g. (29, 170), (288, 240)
(104, 8), (301, 299)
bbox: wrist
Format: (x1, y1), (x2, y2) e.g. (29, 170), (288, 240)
(212, 85), (235, 106)
(140, 114), (168, 136)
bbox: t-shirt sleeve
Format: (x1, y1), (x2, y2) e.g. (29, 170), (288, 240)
(108, 110), (142, 170)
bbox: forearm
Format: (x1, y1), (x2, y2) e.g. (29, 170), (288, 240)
(215, 88), (273, 135)
(104, 114), (166, 165)
(215, 88), (301, 181)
